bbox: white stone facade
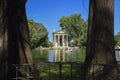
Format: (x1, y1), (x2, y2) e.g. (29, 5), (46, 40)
(53, 30), (68, 48)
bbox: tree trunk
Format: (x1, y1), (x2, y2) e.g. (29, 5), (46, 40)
(84, 0), (117, 80)
(0, 0), (41, 80)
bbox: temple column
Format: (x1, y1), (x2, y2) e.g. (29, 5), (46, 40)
(53, 34), (54, 47)
(54, 35), (56, 47)
(55, 35), (57, 47)
(57, 35), (58, 47)
(53, 35), (56, 47)
(58, 35), (60, 47)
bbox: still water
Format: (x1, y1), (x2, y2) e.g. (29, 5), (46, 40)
(115, 49), (120, 61)
(32, 48), (120, 63)
(32, 48), (86, 63)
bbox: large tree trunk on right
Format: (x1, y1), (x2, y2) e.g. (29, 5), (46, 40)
(84, 0), (117, 80)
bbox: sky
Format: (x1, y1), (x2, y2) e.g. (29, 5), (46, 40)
(26, 0), (120, 42)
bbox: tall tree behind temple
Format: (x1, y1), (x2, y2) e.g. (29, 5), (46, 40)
(59, 14), (87, 47)
(0, 0), (40, 80)
(84, 0), (117, 80)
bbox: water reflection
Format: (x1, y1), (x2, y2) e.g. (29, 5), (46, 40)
(54, 49), (67, 62)
(32, 48), (86, 63)
(32, 48), (120, 63)
(50, 48), (83, 62)
(115, 49), (120, 61)
(32, 49), (49, 63)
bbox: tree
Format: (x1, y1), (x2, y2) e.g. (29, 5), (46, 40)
(0, 0), (40, 80)
(114, 32), (120, 46)
(59, 14), (87, 47)
(84, 0), (117, 80)
(28, 19), (49, 49)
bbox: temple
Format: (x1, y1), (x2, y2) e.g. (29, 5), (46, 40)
(53, 30), (68, 48)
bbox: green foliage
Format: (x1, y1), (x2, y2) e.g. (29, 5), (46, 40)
(32, 49), (49, 62)
(47, 41), (53, 47)
(59, 14), (88, 47)
(34, 62), (84, 80)
(114, 32), (120, 46)
(28, 19), (49, 49)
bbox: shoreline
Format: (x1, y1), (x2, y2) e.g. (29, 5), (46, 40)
(35, 46), (80, 50)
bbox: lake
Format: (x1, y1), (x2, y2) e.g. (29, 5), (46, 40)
(32, 48), (86, 63)
(32, 48), (120, 63)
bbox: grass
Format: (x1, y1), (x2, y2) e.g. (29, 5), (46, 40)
(37, 62), (84, 80)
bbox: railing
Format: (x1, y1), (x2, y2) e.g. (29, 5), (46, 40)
(37, 62), (120, 80)
(11, 62), (120, 80)
(11, 64), (34, 80)
(11, 62), (84, 80)
(36, 62), (84, 80)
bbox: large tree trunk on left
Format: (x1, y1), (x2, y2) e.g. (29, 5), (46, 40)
(0, 0), (40, 80)
(84, 0), (117, 80)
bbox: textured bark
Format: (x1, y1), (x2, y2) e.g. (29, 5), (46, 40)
(0, 0), (41, 80)
(85, 0), (117, 80)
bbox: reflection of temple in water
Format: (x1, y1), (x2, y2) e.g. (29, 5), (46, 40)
(54, 49), (67, 62)
(53, 30), (68, 48)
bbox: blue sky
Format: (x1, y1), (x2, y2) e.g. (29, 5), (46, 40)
(26, 0), (120, 42)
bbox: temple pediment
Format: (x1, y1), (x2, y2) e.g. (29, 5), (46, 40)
(53, 30), (68, 34)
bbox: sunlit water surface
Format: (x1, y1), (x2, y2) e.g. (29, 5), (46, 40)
(32, 48), (86, 63)
(32, 48), (120, 63)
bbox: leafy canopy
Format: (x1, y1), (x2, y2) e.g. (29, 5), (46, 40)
(114, 32), (120, 46)
(59, 14), (88, 47)
(28, 19), (49, 49)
